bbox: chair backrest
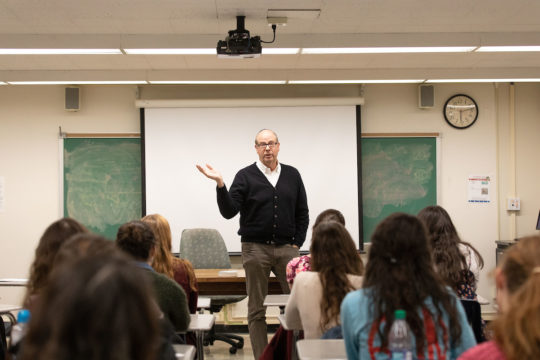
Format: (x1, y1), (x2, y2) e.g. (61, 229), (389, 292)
(460, 299), (485, 343)
(180, 229), (231, 269)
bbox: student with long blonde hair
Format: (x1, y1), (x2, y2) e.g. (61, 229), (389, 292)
(459, 235), (540, 360)
(142, 214), (198, 313)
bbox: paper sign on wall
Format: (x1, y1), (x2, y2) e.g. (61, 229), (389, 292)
(468, 175), (491, 203)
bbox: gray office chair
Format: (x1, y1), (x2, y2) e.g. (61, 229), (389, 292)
(180, 228), (246, 354)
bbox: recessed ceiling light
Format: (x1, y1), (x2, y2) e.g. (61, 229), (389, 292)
(476, 46), (540, 52)
(149, 80), (286, 84)
(288, 79), (424, 84)
(262, 48), (300, 54)
(426, 78), (540, 83)
(0, 49), (122, 55)
(301, 47), (476, 54)
(8, 81), (147, 85)
(124, 48), (216, 55)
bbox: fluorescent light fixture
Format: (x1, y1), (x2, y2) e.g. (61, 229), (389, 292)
(262, 48), (300, 54)
(301, 47), (476, 54)
(288, 79), (424, 84)
(426, 78), (540, 83)
(0, 49), (122, 55)
(124, 48), (216, 55)
(0, 81), (6, 85)
(149, 80), (286, 84)
(8, 81), (147, 85)
(476, 46), (540, 52)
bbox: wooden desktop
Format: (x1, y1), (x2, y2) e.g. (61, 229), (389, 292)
(194, 269), (284, 296)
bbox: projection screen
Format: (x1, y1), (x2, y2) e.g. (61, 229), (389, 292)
(143, 106), (360, 253)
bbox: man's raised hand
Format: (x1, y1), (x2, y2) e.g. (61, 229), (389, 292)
(196, 164), (224, 188)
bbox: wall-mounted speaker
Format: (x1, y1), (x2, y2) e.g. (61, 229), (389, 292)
(65, 87), (80, 111)
(418, 84), (434, 109)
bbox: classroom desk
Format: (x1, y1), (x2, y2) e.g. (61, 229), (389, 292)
(263, 294), (289, 314)
(278, 313), (302, 360)
(172, 344), (196, 360)
(0, 279), (28, 287)
(194, 269), (283, 296)
(0, 304), (21, 324)
(296, 339), (347, 360)
(188, 313), (215, 360)
(196, 297), (211, 313)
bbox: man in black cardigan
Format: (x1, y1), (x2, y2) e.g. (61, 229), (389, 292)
(197, 129), (309, 359)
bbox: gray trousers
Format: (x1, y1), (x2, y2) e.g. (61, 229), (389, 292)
(242, 242), (299, 359)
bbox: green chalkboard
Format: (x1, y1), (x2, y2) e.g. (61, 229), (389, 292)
(361, 137), (437, 242)
(63, 138), (142, 240)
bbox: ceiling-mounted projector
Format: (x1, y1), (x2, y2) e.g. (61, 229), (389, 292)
(217, 16), (262, 58)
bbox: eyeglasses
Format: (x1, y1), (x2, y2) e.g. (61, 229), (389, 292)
(256, 142), (278, 149)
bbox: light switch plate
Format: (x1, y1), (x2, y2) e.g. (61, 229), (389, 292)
(507, 197), (521, 211)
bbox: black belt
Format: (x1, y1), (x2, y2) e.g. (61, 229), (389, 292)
(242, 236), (293, 246)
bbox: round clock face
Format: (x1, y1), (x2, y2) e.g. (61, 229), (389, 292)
(443, 94), (478, 129)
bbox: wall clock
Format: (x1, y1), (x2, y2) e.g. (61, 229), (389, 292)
(443, 94), (478, 129)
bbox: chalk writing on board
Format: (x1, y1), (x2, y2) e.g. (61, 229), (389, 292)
(362, 142), (434, 218)
(64, 139), (141, 239)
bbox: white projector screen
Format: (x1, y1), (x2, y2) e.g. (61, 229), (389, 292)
(143, 106), (359, 253)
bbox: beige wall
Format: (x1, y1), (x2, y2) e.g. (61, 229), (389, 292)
(0, 83), (538, 309)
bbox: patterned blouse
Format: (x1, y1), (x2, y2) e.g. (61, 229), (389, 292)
(286, 254), (312, 287)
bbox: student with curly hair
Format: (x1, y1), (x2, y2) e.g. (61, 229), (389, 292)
(285, 221), (363, 338)
(341, 213), (475, 359)
(417, 205), (484, 299)
(23, 217), (88, 309)
(459, 235), (540, 360)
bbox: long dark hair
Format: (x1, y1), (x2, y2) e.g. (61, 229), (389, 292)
(313, 208), (345, 229)
(417, 205), (484, 291)
(24, 218), (88, 304)
(21, 252), (160, 360)
(310, 221), (363, 331)
(363, 212), (462, 354)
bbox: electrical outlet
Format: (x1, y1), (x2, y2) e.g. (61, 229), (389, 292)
(507, 197), (521, 211)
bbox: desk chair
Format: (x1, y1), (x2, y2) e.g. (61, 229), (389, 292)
(460, 299), (485, 343)
(180, 228), (246, 354)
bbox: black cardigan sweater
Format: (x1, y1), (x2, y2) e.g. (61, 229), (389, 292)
(216, 163), (309, 247)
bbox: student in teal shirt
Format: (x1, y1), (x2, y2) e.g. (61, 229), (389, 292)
(341, 213), (476, 360)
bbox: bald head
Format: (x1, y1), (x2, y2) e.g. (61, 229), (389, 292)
(254, 129), (279, 144)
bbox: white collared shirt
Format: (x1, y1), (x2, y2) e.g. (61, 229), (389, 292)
(256, 160), (281, 188)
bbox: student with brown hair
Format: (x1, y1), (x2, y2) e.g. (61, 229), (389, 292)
(341, 213), (475, 359)
(116, 220), (190, 332)
(141, 214), (198, 313)
(285, 208), (347, 287)
(23, 217), (88, 309)
(459, 235), (540, 360)
(417, 205), (484, 299)
(54, 232), (177, 360)
(20, 251), (161, 360)
(285, 221), (363, 338)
